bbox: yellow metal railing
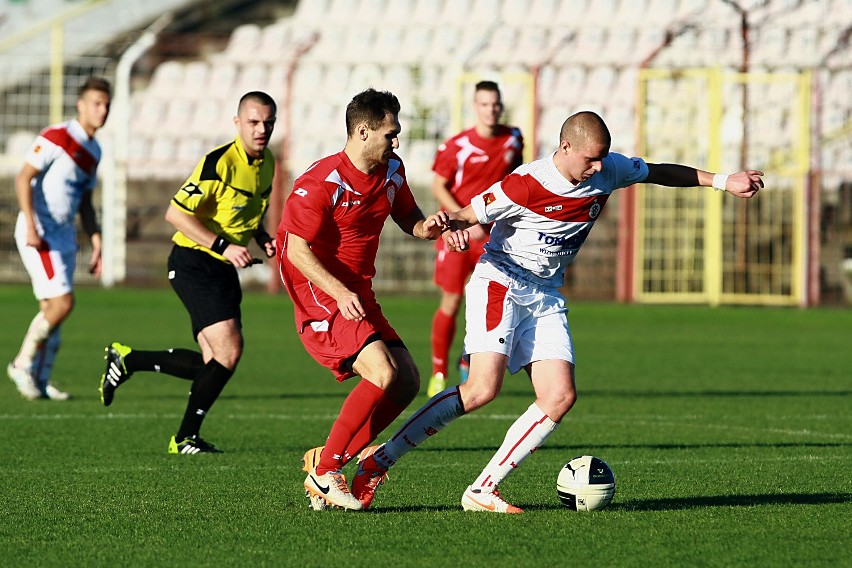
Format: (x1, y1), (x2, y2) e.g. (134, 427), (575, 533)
(634, 68), (810, 306)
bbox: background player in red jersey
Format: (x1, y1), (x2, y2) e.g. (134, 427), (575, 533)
(427, 81), (524, 397)
(276, 88), (446, 511)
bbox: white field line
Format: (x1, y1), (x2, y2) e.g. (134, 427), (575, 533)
(1, 411), (849, 441)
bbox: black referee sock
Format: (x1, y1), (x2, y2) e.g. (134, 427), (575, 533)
(176, 359), (234, 441)
(124, 348), (204, 380)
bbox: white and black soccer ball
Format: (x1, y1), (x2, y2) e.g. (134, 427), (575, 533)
(557, 455), (616, 511)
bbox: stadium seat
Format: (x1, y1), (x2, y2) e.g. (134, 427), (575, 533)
(181, 61), (209, 92)
(397, 25), (433, 65)
(256, 20), (294, 62)
(348, 62), (384, 93)
(412, 0), (446, 23)
(383, 0), (418, 23)
(149, 61), (185, 97)
(235, 63), (271, 95)
(222, 23), (263, 62)
(205, 62), (240, 100)
(294, 0), (332, 23)
(131, 97), (167, 137)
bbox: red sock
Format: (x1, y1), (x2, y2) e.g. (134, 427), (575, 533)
(431, 309), (456, 376)
(344, 393), (406, 462)
(317, 380), (384, 475)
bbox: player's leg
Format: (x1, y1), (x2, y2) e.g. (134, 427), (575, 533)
(463, 360), (575, 514)
(35, 326), (71, 400)
(428, 245), (468, 396)
(166, 246), (240, 453)
(9, 241), (76, 399)
(464, 292), (576, 513)
(100, 343), (204, 406)
(170, 318), (241, 447)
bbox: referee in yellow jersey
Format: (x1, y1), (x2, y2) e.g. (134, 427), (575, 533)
(99, 91), (277, 454)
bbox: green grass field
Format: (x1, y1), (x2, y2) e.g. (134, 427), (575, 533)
(1, 284), (850, 567)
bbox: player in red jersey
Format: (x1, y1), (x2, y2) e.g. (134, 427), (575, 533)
(277, 88), (446, 510)
(427, 81), (524, 397)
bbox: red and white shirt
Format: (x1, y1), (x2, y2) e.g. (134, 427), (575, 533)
(432, 124), (523, 208)
(278, 151), (418, 287)
(471, 152), (649, 288)
(24, 119), (101, 246)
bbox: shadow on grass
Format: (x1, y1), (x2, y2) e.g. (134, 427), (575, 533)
(371, 492), (852, 513)
(519, 492), (852, 512)
(611, 492), (852, 511)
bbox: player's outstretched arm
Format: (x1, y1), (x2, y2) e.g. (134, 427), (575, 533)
(644, 163), (764, 199)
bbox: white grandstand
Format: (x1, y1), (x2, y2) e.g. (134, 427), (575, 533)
(0, 0), (850, 300)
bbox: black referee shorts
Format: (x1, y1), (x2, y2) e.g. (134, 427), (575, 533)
(168, 245), (242, 340)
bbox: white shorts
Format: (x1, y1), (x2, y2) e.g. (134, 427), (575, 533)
(463, 262), (574, 374)
(15, 214), (77, 300)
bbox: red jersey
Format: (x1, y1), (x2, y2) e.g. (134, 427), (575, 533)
(278, 151), (418, 288)
(432, 124), (524, 208)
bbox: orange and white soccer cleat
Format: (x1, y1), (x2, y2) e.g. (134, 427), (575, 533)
(351, 445), (389, 510)
(304, 467), (363, 511)
(461, 485), (524, 514)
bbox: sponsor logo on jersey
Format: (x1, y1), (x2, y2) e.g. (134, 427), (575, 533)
(483, 192), (496, 206)
(544, 205), (563, 213)
(180, 182), (202, 197)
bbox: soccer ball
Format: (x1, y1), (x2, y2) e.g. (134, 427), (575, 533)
(557, 455), (616, 511)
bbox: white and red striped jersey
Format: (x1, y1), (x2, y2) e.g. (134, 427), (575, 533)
(24, 119), (101, 244)
(471, 151), (649, 288)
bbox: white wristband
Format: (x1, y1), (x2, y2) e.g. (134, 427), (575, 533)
(712, 173), (729, 192)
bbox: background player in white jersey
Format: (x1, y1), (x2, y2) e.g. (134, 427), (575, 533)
(351, 111), (764, 512)
(8, 77), (111, 400)
(427, 81), (523, 397)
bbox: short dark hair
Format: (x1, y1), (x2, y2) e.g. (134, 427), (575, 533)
(345, 88), (401, 137)
(475, 80), (501, 96)
(79, 77), (111, 98)
(238, 91), (277, 115)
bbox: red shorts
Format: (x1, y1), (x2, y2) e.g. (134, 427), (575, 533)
(288, 280), (401, 381)
(433, 237), (487, 295)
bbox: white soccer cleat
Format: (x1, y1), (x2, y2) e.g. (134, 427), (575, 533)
(44, 383), (71, 401)
(461, 485), (524, 514)
(304, 468), (363, 511)
(7, 362), (43, 400)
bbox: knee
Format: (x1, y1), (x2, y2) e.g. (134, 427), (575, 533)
(217, 342), (243, 370)
(543, 389), (577, 422)
(458, 381), (500, 412)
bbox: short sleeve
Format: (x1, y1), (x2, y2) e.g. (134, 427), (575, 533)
(171, 159), (209, 213)
(470, 174), (527, 224)
(282, 175), (331, 243)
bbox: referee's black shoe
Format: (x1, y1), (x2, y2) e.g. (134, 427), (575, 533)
(168, 435), (223, 455)
(100, 342), (132, 406)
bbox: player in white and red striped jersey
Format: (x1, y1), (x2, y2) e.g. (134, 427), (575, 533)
(427, 80), (524, 398)
(8, 77), (111, 400)
(353, 111), (764, 513)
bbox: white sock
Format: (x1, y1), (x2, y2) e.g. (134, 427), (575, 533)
(33, 327), (61, 388)
(375, 386), (465, 468)
(472, 402), (559, 490)
(14, 312), (51, 369)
